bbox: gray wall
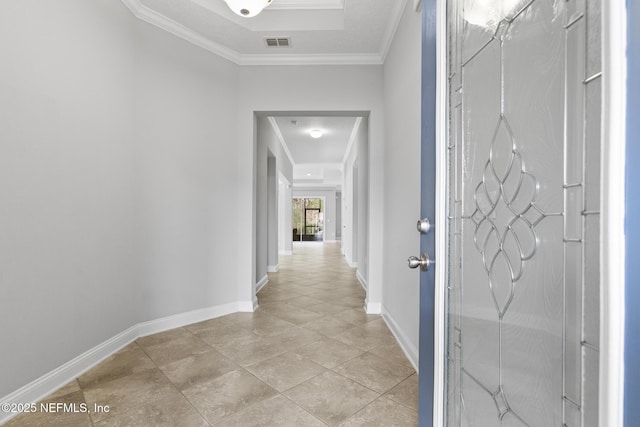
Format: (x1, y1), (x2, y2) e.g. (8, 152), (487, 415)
(236, 66), (385, 308)
(256, 117), (294, 282)
(341, 117), (369, 287)
(343, 136), (357, 265)
(381, 3), (422, 365)
(267, 156), (278, 269)
(278, 176), (293, 254)
(0, 0), (422, 400)
(0, 0), (240, 397)
(356, 118), (370, 285)
(134, 14), (240, 320)
(0, 0), (139, 397)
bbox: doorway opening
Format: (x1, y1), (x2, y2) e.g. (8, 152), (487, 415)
(253, 111), (370, 302)
(293, 197), (325, 242)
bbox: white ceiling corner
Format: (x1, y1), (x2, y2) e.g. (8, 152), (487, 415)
(379, 0), (409, 63)
(121, 0), (242, 63)
(268, 0), (344, 10)
(267, 117), (296, 167)
(341, 116), (363, 165)
(121, 0), (408, 65)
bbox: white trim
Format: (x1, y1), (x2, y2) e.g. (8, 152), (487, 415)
(267, 117), (296, 167)
(268, 0), (344, 11)
(256, 274), (269, 292)
(267, 264), (280, 273)
(379, 0), (408, 63)
(292, 183), (342, 190)
(121, 0), (241, 64)
(324, 239), (339, 243)
(381, 308), (419, 372)
(136, 303), (240, 338)
(238, 53), (383, 66)
(365, 302), (381, 314)
(239, 299), (258, 312)
(345, 256), (358, 268)
(121, 0), (385, 66)
(434, 0), (448, 425)
(294, 162), (343, 169)
(279, 250), (293, 255)
(600, 2), (627, 426)
(0, 302), (247, 425)
(0, 326), (137, 425)
(356, 270), (367, 290)
(341, 117), (363, 166)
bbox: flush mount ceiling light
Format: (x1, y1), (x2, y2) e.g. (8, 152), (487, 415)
(224, 0), (272, 17)
(309, 129), (323, 139)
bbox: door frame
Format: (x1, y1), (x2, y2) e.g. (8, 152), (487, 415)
(432, 0), (447, 425)
(429, 1), (627, 426)
(624, 2), (640, 426)
(601, 1), (626, 426)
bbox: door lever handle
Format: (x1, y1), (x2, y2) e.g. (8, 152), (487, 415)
(408, 253), (432, 271)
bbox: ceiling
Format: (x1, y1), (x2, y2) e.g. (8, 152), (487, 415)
(274, 116), (356, 164)
(120, 0), (401, 187)
(122, 0), (411, 65)
(269, 115), (362, 186)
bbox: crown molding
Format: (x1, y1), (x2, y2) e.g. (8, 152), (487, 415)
(267, 117), (296, 166)
(295, 162), (343, 169)
(121, 0), (389, 66)
(269, 0), (344, 10)
(291, 183), (342, 190)
(379, 0), (408, 63)
(122, 0), (241, 64)
(238, 53), (383, 66)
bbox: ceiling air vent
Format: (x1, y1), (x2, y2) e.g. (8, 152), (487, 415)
(265, 37), (291, 47)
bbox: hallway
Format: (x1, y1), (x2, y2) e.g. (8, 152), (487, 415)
(5, 243), (417, 426)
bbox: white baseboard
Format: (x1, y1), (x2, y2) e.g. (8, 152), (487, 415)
(0, 301), (250, 425)
(279, 250), (292, 256)
(365, 301), (381, 314)
(0, 325), (138, 425)
(256, 275), (269, 293)
(238, 299), (257, 312)
(356, 270), (367, 291)
(345, 256), (358, 268)
(267, 264), (279, 273)
(137, 303), (239, 338)
(324, 240), (338, 243)
(381, 308), (419, 372)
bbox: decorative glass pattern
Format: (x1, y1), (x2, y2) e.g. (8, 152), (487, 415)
(471, 115), (542, 319)
(444, 1), (602, 426)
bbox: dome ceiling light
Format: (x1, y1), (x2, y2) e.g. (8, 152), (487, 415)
(310, 129), (323, 139)
(224, 0), (273, 17)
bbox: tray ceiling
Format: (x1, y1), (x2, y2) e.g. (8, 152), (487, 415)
(122, 0), (407, 64)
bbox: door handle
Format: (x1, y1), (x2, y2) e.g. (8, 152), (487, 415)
(417, 218), (432, 234)
(408, 253), (432, 271)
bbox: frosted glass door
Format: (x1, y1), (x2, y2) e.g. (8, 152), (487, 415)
(444, 1), (602, 426)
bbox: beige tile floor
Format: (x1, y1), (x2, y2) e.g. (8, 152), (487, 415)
(4, 243), (418, 426)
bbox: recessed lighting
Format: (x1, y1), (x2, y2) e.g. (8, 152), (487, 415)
(306, 173), (312, 176)
(310, 129), (323, 139)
